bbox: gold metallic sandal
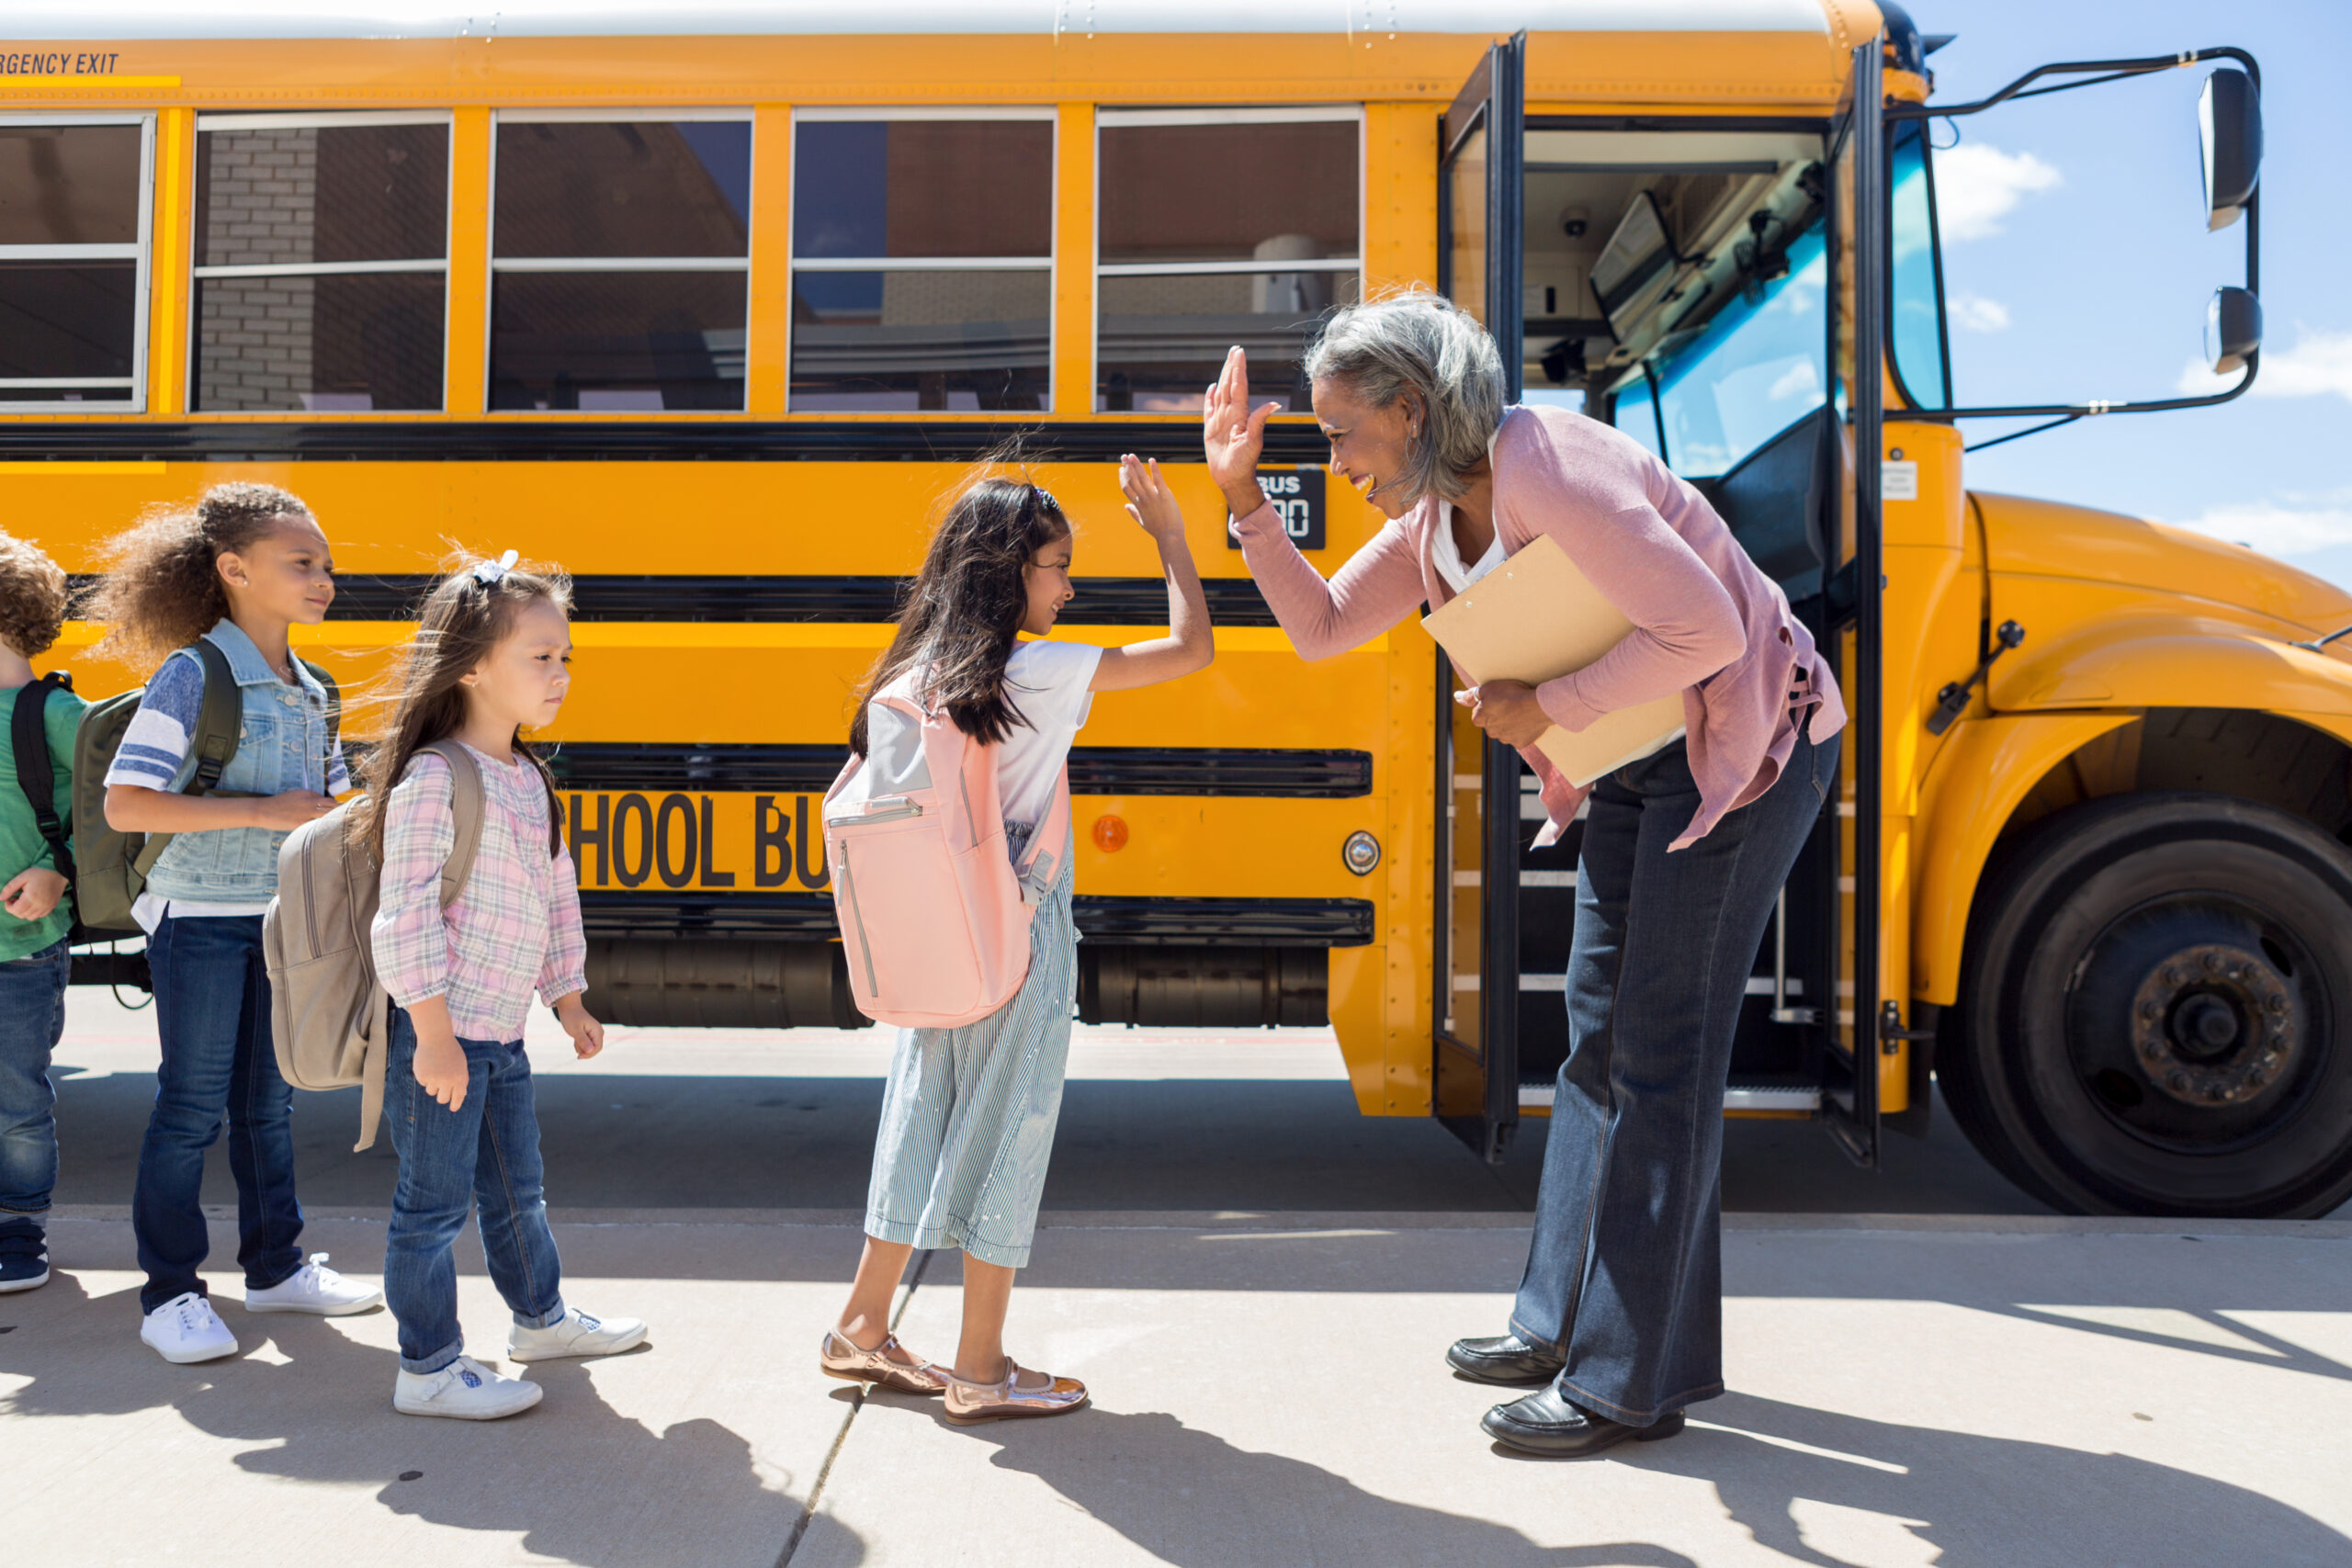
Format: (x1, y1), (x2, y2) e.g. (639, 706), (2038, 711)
(940, 1359), (1089, 1425)
(820, 1328), (948, 1395)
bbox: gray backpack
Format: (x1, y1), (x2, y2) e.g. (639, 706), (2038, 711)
(264, 741), (483, 1150)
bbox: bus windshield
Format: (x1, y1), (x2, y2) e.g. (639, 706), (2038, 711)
(1611, 222), (1827, 478)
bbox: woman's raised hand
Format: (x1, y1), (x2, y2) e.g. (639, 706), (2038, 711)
(1118, 453), (1183, 542)
(1203, 345), (1275, 519)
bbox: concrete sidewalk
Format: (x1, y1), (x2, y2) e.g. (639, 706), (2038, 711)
(5, 1210), (2347, 1567)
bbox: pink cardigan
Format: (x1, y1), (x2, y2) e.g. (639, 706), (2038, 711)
(1234, 404), (1847, 851)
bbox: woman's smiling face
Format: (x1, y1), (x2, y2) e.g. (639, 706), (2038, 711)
(1312, 375), (1421, 520)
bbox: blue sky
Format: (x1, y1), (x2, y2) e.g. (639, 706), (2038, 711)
(1909, 0), (2352, 596)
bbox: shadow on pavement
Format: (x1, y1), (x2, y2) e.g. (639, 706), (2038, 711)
(962, 1406), (1700, 1568)
(1634, 1393), (2350, 1568)
(945, 1394), (2348, 1568)
(0, 1270), (850, 1568)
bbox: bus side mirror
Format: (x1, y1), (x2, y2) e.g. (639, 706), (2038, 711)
(2206, 287), (2261, 376)
(2199, 68), (2262, 231)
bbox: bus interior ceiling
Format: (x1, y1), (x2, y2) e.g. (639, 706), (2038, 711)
(1503, 130), (1842, 1115)
(1517, 130), (1826, 416)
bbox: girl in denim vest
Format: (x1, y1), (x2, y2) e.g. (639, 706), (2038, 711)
(93, 482), (382, 1363)
(356, 551), (644, 1420)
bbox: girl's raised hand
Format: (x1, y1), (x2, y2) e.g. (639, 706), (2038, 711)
(1117, 454), (1183, 542)
(1203, 345), (1274, 519)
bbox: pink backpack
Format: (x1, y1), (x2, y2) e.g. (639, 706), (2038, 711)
(823, 689), (1071, 1029)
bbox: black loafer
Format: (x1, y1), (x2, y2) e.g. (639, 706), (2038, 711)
(1446, 1334), (1567, 1386)
(1480, 1385), (1685, 1458)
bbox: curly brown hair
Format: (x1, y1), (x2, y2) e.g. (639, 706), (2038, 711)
(83, 481), (315, 670)
(0, 530), (71, 660)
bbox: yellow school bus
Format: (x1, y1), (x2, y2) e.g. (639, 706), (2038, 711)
(6, 3), (2347, 1216)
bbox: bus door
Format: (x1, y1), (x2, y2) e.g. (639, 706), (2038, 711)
(1433, 34), (1527, 1163)
(1432, 32), (1883, 1169)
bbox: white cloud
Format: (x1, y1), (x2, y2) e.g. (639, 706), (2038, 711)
(1932, 142), (2064, 242)
(2165, 496), (2352, 558)
(1766, 360), (1821, 401)
(2176, 328), (2352, 400)
(1947, 291), (2010, 333)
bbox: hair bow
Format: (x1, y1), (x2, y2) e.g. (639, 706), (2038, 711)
(471, 548), (519, 586)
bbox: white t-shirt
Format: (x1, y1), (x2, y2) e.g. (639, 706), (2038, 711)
(842, 639), (1102, 831)
(1432, 500), (1506, 593)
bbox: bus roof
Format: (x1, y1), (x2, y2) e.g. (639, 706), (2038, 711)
(6, 0), (1874, 41)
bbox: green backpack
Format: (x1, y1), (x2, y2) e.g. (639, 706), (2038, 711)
(70, 639), (341, 937)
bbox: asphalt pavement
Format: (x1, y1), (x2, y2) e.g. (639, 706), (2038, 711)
(40, 990), (2049, 1218)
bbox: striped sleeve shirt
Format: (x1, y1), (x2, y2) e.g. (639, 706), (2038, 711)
(369, 745), (588, 1043)
(102, 654), (353, 795)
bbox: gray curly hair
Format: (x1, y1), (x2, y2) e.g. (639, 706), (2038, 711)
(1302, 289), (1504, 508)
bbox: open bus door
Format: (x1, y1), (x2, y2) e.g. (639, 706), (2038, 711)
(1826, 36), (1887, 1168)
(1432, 33), (1525, 1164)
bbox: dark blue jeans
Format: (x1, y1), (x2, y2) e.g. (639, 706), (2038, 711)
(1511, 717), (1838, 1426)
(0, 937), (71, 1248)
(134, 914), (305, 1313)
(383, 1006), (566, 1374)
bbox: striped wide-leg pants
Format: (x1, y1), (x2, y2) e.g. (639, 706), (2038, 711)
(861, 850), (1076, 1269)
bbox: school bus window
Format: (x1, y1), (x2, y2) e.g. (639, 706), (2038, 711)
(191, 115), (450, 413)
(0, 118), (149, 411)
(1889, 119), (1950, 410)
(788, 112), (1052, 412)
(490, 115), (750, 412)
(1095, 109), (1359, 413)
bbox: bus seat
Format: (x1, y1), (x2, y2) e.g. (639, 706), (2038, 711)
(1691, 405), (1833, 604)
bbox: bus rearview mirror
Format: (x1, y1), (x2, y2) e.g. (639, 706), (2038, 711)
(2206, 287), (2261, 377)
(2198, 68), (2262, 231)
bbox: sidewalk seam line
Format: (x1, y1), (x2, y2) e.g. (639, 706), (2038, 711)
(777, 1250), (930, 1567)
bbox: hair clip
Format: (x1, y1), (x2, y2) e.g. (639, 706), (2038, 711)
(1030, 484), (1060, 513)
(470, 548), (519, 586)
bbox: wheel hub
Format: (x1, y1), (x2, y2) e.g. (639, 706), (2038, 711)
(2131, 943), (2297, 1106)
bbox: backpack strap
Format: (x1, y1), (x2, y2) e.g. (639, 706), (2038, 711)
(187, 638), (243, 794)
(10, 673), (74, 884)
(1013, 765), (1073, 905)
(300, 659), (342, 789)
(418, 739), (487, 910)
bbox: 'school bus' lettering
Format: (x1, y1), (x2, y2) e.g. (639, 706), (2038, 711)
(565, 793), (830, 892)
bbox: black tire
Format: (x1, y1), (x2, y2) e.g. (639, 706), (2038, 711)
(1944, 792), (2352, 1218)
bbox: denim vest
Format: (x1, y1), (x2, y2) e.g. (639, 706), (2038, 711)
(143, 619), (337, 903)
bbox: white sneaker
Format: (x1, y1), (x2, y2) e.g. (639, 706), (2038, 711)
(243, 1253), (383, 1316)
(507, 1305), (649, 1362)
(141, 1292), (239, 1364)
(394, 1355), (544, 1420)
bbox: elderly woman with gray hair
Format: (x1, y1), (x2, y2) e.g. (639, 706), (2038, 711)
(1205, 291), (1844, 1459)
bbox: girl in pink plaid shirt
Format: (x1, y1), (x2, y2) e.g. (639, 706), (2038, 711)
(356, 551), (648, 1421)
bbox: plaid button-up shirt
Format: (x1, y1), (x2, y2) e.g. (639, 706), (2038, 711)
(370, 743), (588, 1042)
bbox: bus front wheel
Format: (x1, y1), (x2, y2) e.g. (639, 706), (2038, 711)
(1944, 792), (2352, 1219)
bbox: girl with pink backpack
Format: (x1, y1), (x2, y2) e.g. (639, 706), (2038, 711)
(821, 455), (1211, 1424)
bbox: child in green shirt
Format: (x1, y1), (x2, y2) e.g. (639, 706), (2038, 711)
(0, 530), (84, 1293)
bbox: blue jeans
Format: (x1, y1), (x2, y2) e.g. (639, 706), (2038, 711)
(0, 937), (71, 1248)
(1511, 717), (1838, 1426)
(382, 1006), (566, 1374)
(133, 914), (305, 1313)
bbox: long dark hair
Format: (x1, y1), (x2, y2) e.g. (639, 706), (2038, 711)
(851, 476), (1069, 756)
(85, 481), (314, 668)
(350, 552), (572, 863)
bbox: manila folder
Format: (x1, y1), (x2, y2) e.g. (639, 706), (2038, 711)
(1421, 534), (1686, 788)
